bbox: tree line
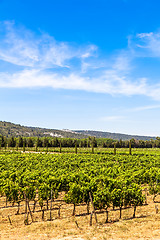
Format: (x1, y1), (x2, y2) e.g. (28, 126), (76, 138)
(0, 135), (160, 149)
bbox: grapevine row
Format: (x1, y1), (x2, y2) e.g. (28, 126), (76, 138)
(0, 150), (160, 224)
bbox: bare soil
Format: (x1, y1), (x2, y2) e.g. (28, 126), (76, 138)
(1, 194), (160, 240)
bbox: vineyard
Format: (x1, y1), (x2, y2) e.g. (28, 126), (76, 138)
(0, 149), (160, 239)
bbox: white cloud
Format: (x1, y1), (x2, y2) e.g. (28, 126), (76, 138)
(1, 21), (160, 101)
(0, 68), (157, 99)
(132, 104), (160, 112)
(137, 32), (153, 39)
(100, 116), (125, 122)
(112, 52), (132, 72)
(130, 31), (160, 57)
(0, 21), (97, 69)
(124, 104), (160, 113)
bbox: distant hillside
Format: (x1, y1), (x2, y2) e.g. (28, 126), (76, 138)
(0, 121), (157, 140)
(75, 130), (157, 141)
(0, 121), (87, 139)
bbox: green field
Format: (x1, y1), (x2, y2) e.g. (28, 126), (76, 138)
(1, 149), (160, 239)
(1, 148), (160, 223)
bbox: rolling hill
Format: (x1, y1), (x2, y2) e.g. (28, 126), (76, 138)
(0, 121), (157, 140)
(75, 130), (157, 141)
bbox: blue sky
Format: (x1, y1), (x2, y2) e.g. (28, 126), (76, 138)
(1, 0), (160, 136)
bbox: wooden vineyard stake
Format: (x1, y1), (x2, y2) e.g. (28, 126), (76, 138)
(59, 142), (62, 153)
(50, 190), (53, 221)
(33, 200), (37, 213)
(92, 143), (94, 154)
(24, 193), (28, 225)
(90, 211), (93, 226)
(155, 204), (158, 214)
(89, 192), (97, 223)
(72, 203), (76, 216)
(129, 140), (132, 155)
(114, 143), (116, 155)
(16, 201), (20, 215)
(23, 141), (25, 152)
(8, 215), (12, 225)
(87, 201), (90, 214)
(58, 204), (61, 218)
(145, 188), (148, 205)
(75, 141), (77, 154)
(42, 209), (44, 221)
(75, 220), (79, 228)
(27, 201), (34, 222)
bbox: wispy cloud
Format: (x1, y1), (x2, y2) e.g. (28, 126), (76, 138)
(0, 21), (97, 69)
(100, 116), (125, 122)
(0, 69), (150, 97)
(129, 31), (160, 58)
(1, 21), (160, 100)
(128, 104), (160, 112)
(112, 51), (132, 72)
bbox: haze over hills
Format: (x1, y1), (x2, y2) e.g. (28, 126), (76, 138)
(75, 130), (157, 141)
(0, 121), (157, 141)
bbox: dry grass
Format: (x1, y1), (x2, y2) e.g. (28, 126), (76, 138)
(1, 194), (160, 240)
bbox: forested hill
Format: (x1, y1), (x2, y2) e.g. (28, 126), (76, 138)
(0, 121), (157, 140)
(74, 130), (157, 141)
(0, 121), (87, 139)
